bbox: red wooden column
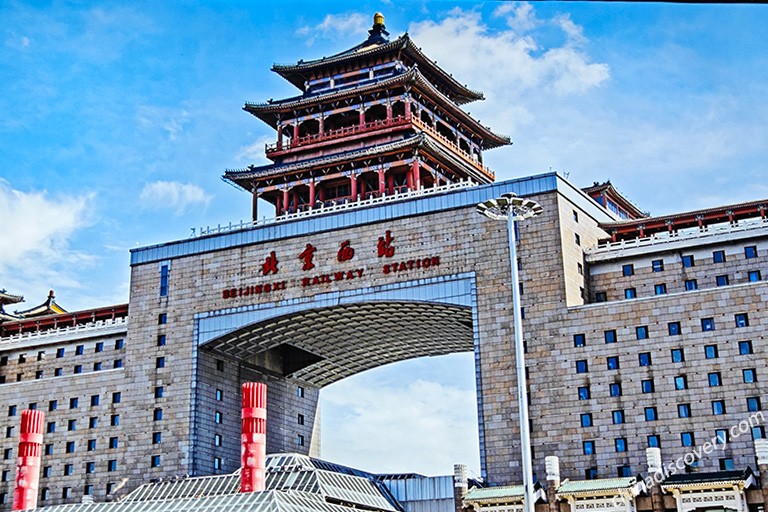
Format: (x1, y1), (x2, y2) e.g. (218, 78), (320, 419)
(241, 382), (267, 493)
(276, 122), (283, 149)
(378, 169), (386, 196)
(13, 410), (45, 511)
(411, 159), (421, 190)
(282, 188), (290, 214)
(358, 108), (365, 127)
(350, 174), (358, 200)
(309, 180), (316, 208)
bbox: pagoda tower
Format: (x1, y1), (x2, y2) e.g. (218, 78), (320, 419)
(225, 13), (510, 219)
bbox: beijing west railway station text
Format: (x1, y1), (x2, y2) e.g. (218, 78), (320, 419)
(1, 12), (768, 512)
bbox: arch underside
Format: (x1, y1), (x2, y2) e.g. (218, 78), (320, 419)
(201, 301), (474, 387)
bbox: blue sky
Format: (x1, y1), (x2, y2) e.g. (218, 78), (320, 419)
(2, 1), (767, 477)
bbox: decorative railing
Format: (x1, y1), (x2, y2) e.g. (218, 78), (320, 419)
(265, 115), (412, 153)
(0, 317), (128, 345)
(410, 117), (495, 180)
(586, 217), (768, 255)
(191, 178), (478, 238)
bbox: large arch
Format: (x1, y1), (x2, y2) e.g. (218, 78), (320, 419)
(201, 301), (474, 387)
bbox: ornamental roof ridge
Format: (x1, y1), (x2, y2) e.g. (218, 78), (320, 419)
(272, 33), (483, 105)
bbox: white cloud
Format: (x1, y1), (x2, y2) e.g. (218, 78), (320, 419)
(320, 354), (480, 477)
(136, 106), (191, 141)
(298, 13), (368, 46)
(139, 181), (212, 215)
(0, 180), (94, 308)
(235, 135), (275, 166)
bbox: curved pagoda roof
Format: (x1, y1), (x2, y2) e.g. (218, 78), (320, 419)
(272, 20), (483, 106)
(0, 290), (23, 306)
(14, 289), (67, 318)
(245, 66), (509, 149)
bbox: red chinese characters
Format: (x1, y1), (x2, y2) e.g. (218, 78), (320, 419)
(261, 251), (279, 275)
(377, 230), (395, 258)
(337, 240), (355, 262)
(299, 244), (317, 271)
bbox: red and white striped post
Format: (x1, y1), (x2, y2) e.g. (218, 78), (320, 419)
(13, 410), (45, 511)
(240, 382), (267, 493)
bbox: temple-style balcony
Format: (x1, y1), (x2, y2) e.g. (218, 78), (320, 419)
(0, 316), (128, 349)
(265, 112), (495, 181)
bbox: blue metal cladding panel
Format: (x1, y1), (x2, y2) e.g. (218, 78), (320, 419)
(130, 174), (560, 266)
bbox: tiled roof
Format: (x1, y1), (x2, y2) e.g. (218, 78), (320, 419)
(557, 477), (638, 494)
(662, 468), (754, 487)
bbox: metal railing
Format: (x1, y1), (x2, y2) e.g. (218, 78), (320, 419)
(586, 217), (768, 255)
(191, 179), (478, 238)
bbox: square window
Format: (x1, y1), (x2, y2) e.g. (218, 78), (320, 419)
(745, 245), (758, 259)
(48, 400), (57, 412)
(708, 372), (721, 387)
(573, 334), (586, 347)
(684, 279), (698, 291)
(214, 434), (222, 446)
(93, 362), (102, 371)
(671, 348), (684, 363)
(735, 313), (749, 327)
(574, 233), (581, 246)
(62, 487), (71, 499)
(647, 435), (660, 448)
(216, 359), (224, 372)
(622, 264), (634, 276)
(75, 345), (84, 356)
(583, 441), (595, 455)
(712, 400), (726, 415)
(35, 370), (43, 379)
(28, 402), (37, 410)
(70, 397), (78, 409)
(716, 275), (729, 286)
(42, 466), (51, 478)
(753, 427), (765, 439)
(151, 454), (161, 468)
(108, 460), (117, 472)
(581, 413), (593, 427)
(95, 342), (103, 353)
(214, 411), (222, 424)
(641, 379), (654, 393)
(66, 441), (75, 453)
(7, 406), (16, 417)
(609, 383), (622, 397)
(110, 414), (120, 426)
(654, 283), (667, 295)
(652, 259), (664, 272)
(747, 397), (761, 412)
(624, 288), (637, 299)
(156, 357), (165, 369)
(297, 386), (305, 398)
(682, 255), (695, 267)
(68, 419), (76, 431)
(113, 359), (123, 369)
(3, 448), (11, 460)
(158, 314), (167, 325)
(615, 438), (627, 452)
(91, 395), (100, 407)
(713, 250), (726, 263)
(89, 417), (98, 429)
(678, 404), (691, 418)
(215, 389), (223, 401)
(152, 432), (162, 444)
(675, 375), (688, 390)
(157, 335), (166, 347)
(297, 434), (305, 446)
(87, 440), (96, 451)
(604, 330), (617, 344)
(109, 437), (118, 449)
(155, 387), (164, 398)
(576, 360), (588, 373)
(4, 427), (12, 438)
(705, 345), (718, 358)
(298, 413), (305, 425)
(749, 270), (762, 282)
(645, 407), (657, 421)
(115, 339), (124, 350)
(668, 322), (681, 336)
(44, 445), (53, 456)
(64, 464), (73, 476)
(636, 326), (648, 339)
(639, 352), (652, 366)
(612, 410), (625, 424)
(720, 458), (735, 471)
(578, 386), (590, 400)
(585, 468), (598, 480)
(739, 340), (753, 355)
(56, 348), (65, 358)
(744, 368), (757, 383)
(595, 292), (607, 303)
(716, 429), (729, 444)
(617, 466), (631, 477)
(85, 485), (93, 496)
(54, 368), (62, 377)
(681, 432), (695, 446)
(154, 408), (163, 421)
(74, 364), (82, 374)
(607, 356), (619, 370)
(112, 392), (121, 404)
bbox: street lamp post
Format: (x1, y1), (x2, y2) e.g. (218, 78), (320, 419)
(477, 193), (543, 512)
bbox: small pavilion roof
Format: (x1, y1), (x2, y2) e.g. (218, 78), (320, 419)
(272, 33), (483, 106)
(244, 66), (509, 149)
(661, 468), (755, 490)
(0, 290), (23, 306)
(583, 181), (648, 220)
(224, 133), (494, 191)
(14, 289), (67, 318)
(463, 483), (546, 505)
(557, 477), (642, 496)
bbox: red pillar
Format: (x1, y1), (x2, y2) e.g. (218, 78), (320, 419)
(406, 169), (414, 191)
(359, 109), (366, 127)
(412, 159), (421, 190)
(292, 123), (299, 143)
(378, 170), (386, 196)
(282, 189), (290, 214)
(350, 174), (358, 200)
(13, 410), (45, 511)
(276, 123), (283, 150)
(386, 174), (394, 195)
(309, 180), (316, 208)
(241, 382), (267, 493)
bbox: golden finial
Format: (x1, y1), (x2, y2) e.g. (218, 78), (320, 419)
(373, 12), (385, 26)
